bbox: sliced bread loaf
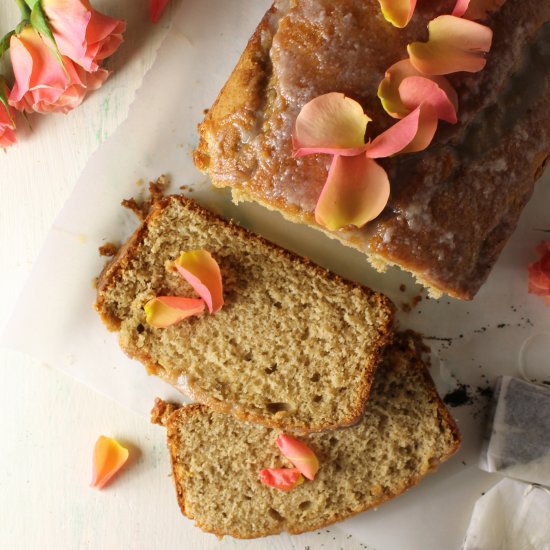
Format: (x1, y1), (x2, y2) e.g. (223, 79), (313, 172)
(96, 194), (394, 432)
(158, 331), (461, 538)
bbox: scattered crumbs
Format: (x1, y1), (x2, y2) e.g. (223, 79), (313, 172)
(497, 323), (508, 329)
(91, 277), (98, 290)
(477, 386), (494, 399)
(122, 197), (147, 220)
(401, 302), (412, 313)
(459, 334), (464, 339)
(399, 284), (406, 292)
(444, 383), (474, 407)
(481, 492), (486, 496)
(203, 108), (209, 115)
(135, 178), (144, 187)
(543, 380), (550, 386)
(98, 242), (119, 257)
(462, 461), (467, 466)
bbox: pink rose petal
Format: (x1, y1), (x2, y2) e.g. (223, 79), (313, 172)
(174, 250), (224, 314)
(315, 154), (390, 231)
(276, 435), (320, 481)
(0, 82), (16, 148)
(399, 76), (458, 123)
(150, 0), (170, 24)
(144, 296), (205, 328)
(90, 436), (129, 489)
(454, 0), (507, 20)
(293, 92), (370, 156)
(367, 105), (438, 158)
(408, 16), (493, 75)
(378, 0), (417, 28)
(528, 242), (550, 305)
(452, 0), (471, 17)
(378, 59), (458, 120)
(259, 468), (304, 491)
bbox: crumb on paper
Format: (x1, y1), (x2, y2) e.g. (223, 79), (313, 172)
(99, 242), (119, 257)
(121, 176), (170, 220)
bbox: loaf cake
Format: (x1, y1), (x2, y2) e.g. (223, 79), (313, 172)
(96, 194), (394, 432)
(195, 0), (550, 299)
(154, 332), (461, 538)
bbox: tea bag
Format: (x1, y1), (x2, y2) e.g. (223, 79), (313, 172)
(479, 376), (550, 487)
(462, 479), (550, 550)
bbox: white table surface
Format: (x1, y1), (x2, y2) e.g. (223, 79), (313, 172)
(0, 2), (370, 549)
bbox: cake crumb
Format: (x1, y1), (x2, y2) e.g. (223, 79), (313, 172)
(98, 242), (119, 257)
(122, 176), (170, 220)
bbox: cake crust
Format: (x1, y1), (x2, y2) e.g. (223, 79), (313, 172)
(195, 0), (550, 299)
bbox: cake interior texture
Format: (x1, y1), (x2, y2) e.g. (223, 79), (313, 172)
(163, 332), (461, 538)
(195, 0), (550, 299)
(96, 195), (394, 432)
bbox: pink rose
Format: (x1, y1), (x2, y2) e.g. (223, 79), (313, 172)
(9, 26), (109, 115)
(0, 82), (16, 147)
(150, 0), (170, 23)
(528, 241), (550, 306)
(42, 0), (126, 72)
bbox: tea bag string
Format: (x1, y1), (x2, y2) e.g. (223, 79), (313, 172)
(518, 332), (550, 387)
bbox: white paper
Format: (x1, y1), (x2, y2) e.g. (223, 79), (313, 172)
(2, 1), (550, 548)
(462, 479), (550, 550)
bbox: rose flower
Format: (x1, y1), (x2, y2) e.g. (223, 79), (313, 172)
(0, 80), (16, 147)
(8, 25), (109, 115)
(42, 0), (126, 72)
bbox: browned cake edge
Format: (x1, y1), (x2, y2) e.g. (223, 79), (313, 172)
(162, 332), (462, 538)
(96, 194), (395, 433)
(194, 5), (276, 174)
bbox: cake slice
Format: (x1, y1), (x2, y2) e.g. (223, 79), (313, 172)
(194, 0), (550, 299)
(96, 194), (394, 432)
(156, 332), (461, 538)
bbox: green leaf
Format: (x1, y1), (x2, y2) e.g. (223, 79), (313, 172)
(15, 20), (29, 35)
(0, 30), (15, 59)
(24, 0), (39, 9)
(30, 2), (67, 73)
(16, 0), (32, 19)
